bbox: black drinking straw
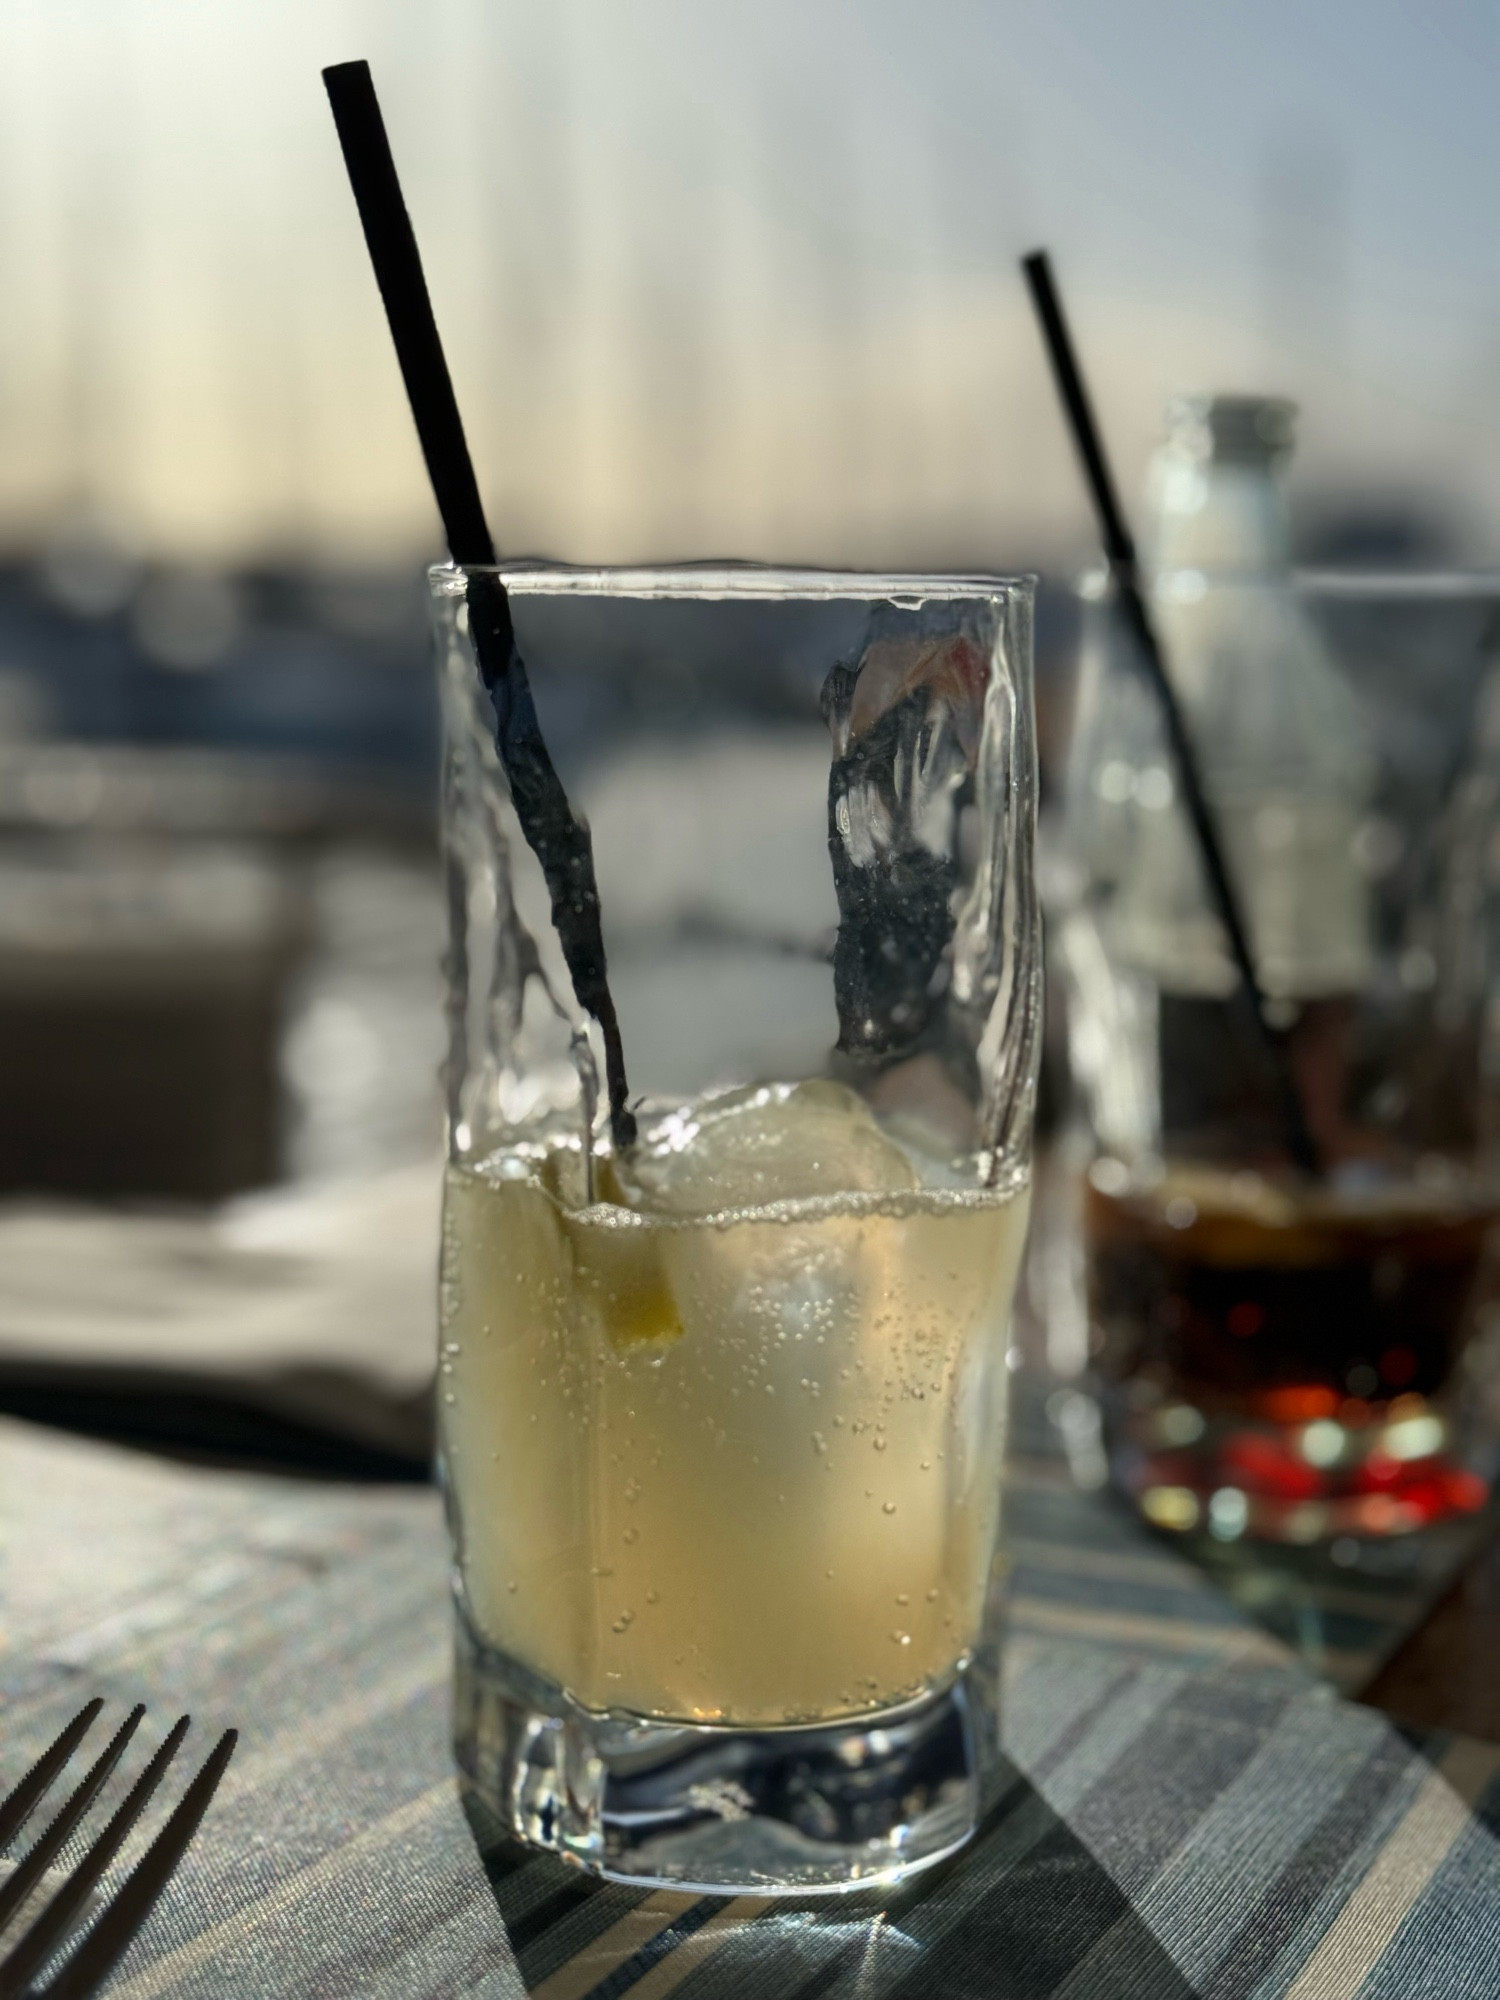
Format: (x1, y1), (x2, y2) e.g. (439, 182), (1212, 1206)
(323, 59), (636, 1151)
(1021, 249), (1320, 1177)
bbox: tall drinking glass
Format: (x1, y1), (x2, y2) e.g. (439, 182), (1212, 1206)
(434, 565), (1040, 1893)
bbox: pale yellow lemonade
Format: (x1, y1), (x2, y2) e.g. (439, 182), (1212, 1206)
(440, 1081), (1029, 1726)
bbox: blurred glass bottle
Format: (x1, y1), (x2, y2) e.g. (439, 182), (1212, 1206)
(1064, 394), (1372, 1166)
(1055, 400), (1500, 1552)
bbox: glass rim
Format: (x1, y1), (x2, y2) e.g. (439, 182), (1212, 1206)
(1297, 568), (1500, 600)
(428, 560), (1035, 604)
(1078, 561), (1500, 602)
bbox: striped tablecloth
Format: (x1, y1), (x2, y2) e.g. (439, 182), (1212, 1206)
(1012, 1385), (1500, 1698)
(3, 1415), (1498, 1998)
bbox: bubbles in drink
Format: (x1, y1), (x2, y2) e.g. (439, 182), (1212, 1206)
(441, 1080), (1029, 1722)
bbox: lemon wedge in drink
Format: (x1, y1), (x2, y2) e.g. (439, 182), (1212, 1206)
(569, 1208), (684, 1348)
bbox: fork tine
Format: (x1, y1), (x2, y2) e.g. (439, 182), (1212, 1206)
(31, 1730), (236, 2000)
(0, 1706), (103, 1855)
(0, 1710), (145, 1935)
(0, 1718), (190, 2000)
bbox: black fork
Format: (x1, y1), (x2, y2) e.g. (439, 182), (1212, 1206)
(0, 1702), (236, 1998)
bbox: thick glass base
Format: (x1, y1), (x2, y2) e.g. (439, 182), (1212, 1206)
(452, 1612), (985, 1895)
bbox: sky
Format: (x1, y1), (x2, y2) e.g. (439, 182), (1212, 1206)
(0, 0), (1496, 569)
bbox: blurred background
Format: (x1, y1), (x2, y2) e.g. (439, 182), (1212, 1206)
(4, 0), (1498, 576)
(1, 0), (1498, 1465)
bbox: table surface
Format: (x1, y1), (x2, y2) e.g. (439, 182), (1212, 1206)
(7, 1414), (1500, 1999)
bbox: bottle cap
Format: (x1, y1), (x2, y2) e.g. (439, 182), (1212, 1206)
(1165, 395), (1296, 465)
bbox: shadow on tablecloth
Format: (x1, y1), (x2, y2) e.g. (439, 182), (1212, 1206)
(463, 1771), (1199, 2000)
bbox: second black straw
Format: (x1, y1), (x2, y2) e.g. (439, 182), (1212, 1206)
(1021, 249), (1320, 1178)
